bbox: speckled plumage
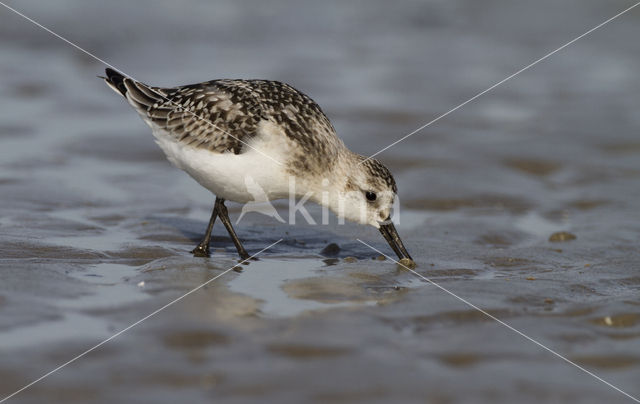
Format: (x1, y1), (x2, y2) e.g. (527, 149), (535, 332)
(107, 69), (340, 169)
(360, 157), (398, 194)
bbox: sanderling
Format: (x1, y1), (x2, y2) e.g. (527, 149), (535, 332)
(103, 68), (412, 262)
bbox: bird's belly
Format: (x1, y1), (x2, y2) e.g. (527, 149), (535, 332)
(152, 133), (290, 203)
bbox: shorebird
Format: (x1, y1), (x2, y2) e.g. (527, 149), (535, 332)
(103, 68), (413, 263)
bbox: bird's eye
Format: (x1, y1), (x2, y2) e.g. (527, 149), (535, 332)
(365, 191), (377, 202)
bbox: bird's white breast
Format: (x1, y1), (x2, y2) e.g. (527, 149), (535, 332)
(148, 120), (293, 204)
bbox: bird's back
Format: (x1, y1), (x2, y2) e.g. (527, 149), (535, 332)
(104, 69), (343, 161)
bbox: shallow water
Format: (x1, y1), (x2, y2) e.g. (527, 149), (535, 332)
(1, 0), (640, 403)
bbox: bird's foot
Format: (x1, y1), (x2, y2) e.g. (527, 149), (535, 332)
(191, 244), (210, 257)
(238, 251), (252, 262)
(238, 257), (259, 264)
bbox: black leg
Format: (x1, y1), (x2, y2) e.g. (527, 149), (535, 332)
(191, 198), (219, 257)
(215, 198), (250, 260)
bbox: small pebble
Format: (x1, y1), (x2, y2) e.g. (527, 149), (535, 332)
(375, 255), (386, 261)
(549, 231), (576, 242)
(320, 243), (341, 256)
(526, 277), (536, 281)
(137, 281), (145, 287)
(343, 256), (358, 263)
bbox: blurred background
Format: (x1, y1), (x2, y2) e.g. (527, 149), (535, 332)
(1, 0), (639, 403)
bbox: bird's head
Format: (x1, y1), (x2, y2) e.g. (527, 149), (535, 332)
(322, 155), (413, 262)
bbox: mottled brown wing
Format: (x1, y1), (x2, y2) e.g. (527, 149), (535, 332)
(110, 69), (340, 160)
(122, 78), (265, 154)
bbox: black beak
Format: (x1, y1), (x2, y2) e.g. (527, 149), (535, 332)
(379, 219), (413, 261)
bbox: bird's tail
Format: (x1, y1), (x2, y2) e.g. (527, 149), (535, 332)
(101, 67), (167, 115)
(102, 68), (128, 97)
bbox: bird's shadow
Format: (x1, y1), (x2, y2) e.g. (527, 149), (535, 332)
(146, 214), (379, 259)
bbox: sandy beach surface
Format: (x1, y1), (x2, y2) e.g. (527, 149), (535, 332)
(1, 0), (639, 402)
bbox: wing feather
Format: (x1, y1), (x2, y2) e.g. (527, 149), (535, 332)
(103, 68), (340, 160)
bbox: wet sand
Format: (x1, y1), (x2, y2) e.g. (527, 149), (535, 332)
(1, 0), (640, 403)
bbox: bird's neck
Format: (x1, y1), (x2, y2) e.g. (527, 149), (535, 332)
(299, 150), (362, 212)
